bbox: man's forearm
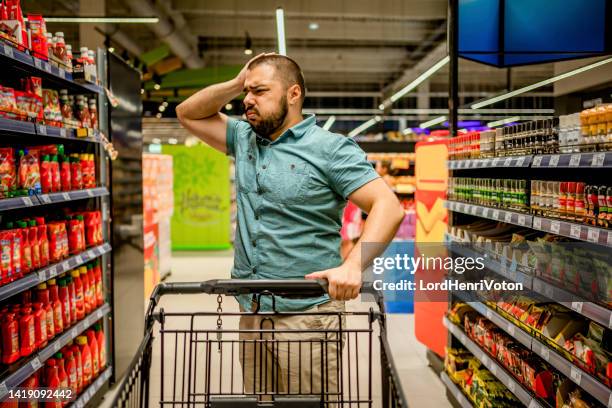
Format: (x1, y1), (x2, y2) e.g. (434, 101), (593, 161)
(177, 78), (243, 120)
(344, 199), (404, 271)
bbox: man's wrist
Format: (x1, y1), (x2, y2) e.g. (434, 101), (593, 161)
(343, 256), (361, 272)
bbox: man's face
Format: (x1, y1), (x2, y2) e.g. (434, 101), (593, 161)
(243, 64), (288, 138)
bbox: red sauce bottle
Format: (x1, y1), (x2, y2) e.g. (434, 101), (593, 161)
(40, 154), (52, 193)
(17, 221), (31, 274)
(19, 306), (36, 357)
(71, 342), (83, 393)
(94, 260), (103, 307)
(45, 358), (62, 408)
(1, 312), (20, 364)
(51, 155), (61, 192)
(64, 349), (77, 395)
(48, 279), (63, 334)
(33, 302), (47, 349)
(70, 270), (84, 320)
(76, 335), (92, 386)
(58, 277), (71, 328)
(86, 329), (99, 378)
(94, 323), (106, 370)
(28, 220), (40, 270)
(36, 217), (49, 268)
(60, 155), (71, 191)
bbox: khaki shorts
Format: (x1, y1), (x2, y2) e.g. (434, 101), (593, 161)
(238, 300), (346, 403)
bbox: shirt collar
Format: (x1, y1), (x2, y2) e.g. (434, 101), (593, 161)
(256, 114), (317, 146)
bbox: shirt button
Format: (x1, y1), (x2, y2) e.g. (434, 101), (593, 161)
(252, 267), (257, 274)
(252, 240), (257, 247)
(255, 214), (259, 220)
(262, 165), (267, 169)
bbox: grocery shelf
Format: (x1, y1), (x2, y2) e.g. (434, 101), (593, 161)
(0, 117), (37, 135)
(448, 303), (612, 407)
(448, 155), (532, 170)
(0, 42), (103, 94)
(35, 124), (101, 143)
(0, 187), (109, 211)
(532, 152), (611, 168)
(532, 216), (612, 248)
(0, 303), (111, 400)
(357, 141), (416, 153)
(443, 316), (545, 408)
(71, 366), (112, 408)
(440, 372), (473, 408)
(0, 242), (111, 303)
(445, 201), (533, 228)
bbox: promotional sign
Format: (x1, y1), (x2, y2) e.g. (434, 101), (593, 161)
(162, 144), (231, 250)
(413, 139), (449, 357)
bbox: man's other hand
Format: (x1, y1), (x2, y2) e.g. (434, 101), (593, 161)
(305, 264), (361, 301)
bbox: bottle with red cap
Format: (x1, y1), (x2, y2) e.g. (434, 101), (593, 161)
(66, 273), (77, 323)
(1, 312), (20, 364)
(80, 266), (91, 315)
(36, 217), (49, 268)
(17, 221), (31, 274)
(45, 358), (62, 408)
(76, 335), (92, 387)
(27, 220), (40, 270)
(94, 323), (106, 370)
(54, 351), (69, 394)
(85, 329), (99, 378)
(21, 373), (39, 408)
(71, 270), (84, 320)
(48, 279), (64, 334)
(94, 260), (103, 307)
(19, 306), (36, 357)
(64, 348), (77, 395)
(70, 341), (83, 393)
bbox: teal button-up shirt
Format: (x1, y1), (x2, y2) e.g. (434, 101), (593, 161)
(226, 114), (379, 312)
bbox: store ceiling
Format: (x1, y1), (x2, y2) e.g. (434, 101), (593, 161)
(34, 0), (555, 112)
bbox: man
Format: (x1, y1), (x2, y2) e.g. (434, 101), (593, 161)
(176, 54), (404, 402)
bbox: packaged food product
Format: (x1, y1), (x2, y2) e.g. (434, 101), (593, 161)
(94, 323), (106, 369)
(70, 342), (83, 393)
(94, 260), (103, 307)
(0, 230), (13, 283)
(76, 335), (92, 386)
(86, 329), (99, 378)
(58, 277), (71, 328)
(71, 269), (84, 320)
(40, 154), (52, 193)
(17, 220), (31, 273)
(33, 302), (47, 349)
(1, 312), (20, 364)
(64, 349), (77, 394)
(47, 278), (63, 334)
(51, 155), (61, 192)
(26, 13), (48, 58)
(0, 147), (16, 198)
(19, 306), (36, 357)
(48, 222), (64, 263)
(42, 89), (63, 126)
(60, 154), (71, 191)
(55, 352), (69, 390)
(18, 149), (41, 194)
(66, 273), (77, 322)
(45, 358), (62, 408)
(27, 219), (40, 270)
(70, 155), (83, 190)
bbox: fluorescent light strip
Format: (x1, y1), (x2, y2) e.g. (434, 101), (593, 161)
(348, 116), (381, 138)
(276, 8), (287, 56)
(41, 17), (159, 23)
(472, 56), (612, 109)
(419, 115), (447, 129)
(380, 55), (450, 109)
(402, 127), (413, 135)
(322, 115), (336, 131)
(487, 116), (520, 128)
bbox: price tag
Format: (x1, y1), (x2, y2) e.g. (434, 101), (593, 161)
(492, 210), (500, 220)
(570, 224), (582, 239)
(38, 124), (47, 135)
(533, 217), (542, 229)
(0, 382), (7, 398)
(533, 156), (543, 167)
(532, 279), (542, 292)
(544, 284), (554, 299)
(608, 312), (612, 330)
(539, 343), (550, 360)
(34, 58), (42, 69)
(607, 392), (612, 408)
(570, 366), (582, 385)
(62, 261), (70, 271)
(481, 354), (490, 367)
(53, 341), (61, 352)
(607, 232), (612, 247)
(470, 206), (478, 215)
(58, 69), (66, 79)
(516, 156), (525, 167)
(550, 221), (561, 234)
(489, 361), (497, 375)
(75, 400), (83, 408)
(87, 189), (95, 197)
(592, 152), (605, 167)
(529, 399), (540, 408)
(97, 309), (104, 319)
(518, 215), (527, 226)
(31, 357), (42, 370)
(493, 158), (501, 167)
(549, 155), (560, 167)
(84, 316), (91, 326)
(59, 128), (67, 137)
(587, 228), (600, 243)
(44, 62), (52, 73)
(507, 323), (515, 336)
(75, 255), (83, 264)
(62, 192), (71, 200)
(504, 212), (513, 223)
(482, 208), (490, 218)
(47, 265), (56, 277)
(459, 332), (467, 344)
(504, 157), (512, 167)
(38, 270), (47, 281)
(569, 154), (581, 167)
(21, 196), (33, 206)
(71, 327), (78, 338)
(40, 195), (51, 204)
(507, 380), (515, 393)
(571, 301), (583, 313)
(486, 309), (493, 320)
(3, 44), (13, 58)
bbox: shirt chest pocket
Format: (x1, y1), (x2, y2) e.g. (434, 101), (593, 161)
(264, 162), (311, 204)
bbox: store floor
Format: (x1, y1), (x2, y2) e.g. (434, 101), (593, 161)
(101, 251), (450, 408)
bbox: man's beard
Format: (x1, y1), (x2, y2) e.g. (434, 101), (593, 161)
(247, 96), (288, 139)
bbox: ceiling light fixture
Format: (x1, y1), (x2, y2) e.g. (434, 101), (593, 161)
(419, 115), (447, 129)
(158, 105), (166, 112)
(108, 47), (114, 53)
(244, 31), (253, 55)
(38, 16), (159, 24)
(152, 138), (161, 144)
(155, 113), (162, 119)
(162, 101), (168, 107)
(168, 138), (178, 145)
(309, 22), (319, 30)
(225, 103), (233, 111)
(402, 127), (413, 135)
(486, 116), (520, 128)
(276, 7), (286, 56)
(140, 88), (144, 95)
(471, 56), (612, 109)
(153, 73), (162, 91)
(348, 116), (382, 138)
(380, 55), (450, 110)
(322, 115), (336, 131)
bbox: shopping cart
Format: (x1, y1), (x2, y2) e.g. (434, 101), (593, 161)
(111, 279), (408, 407)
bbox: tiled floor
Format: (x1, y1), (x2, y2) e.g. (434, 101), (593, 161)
(100, 251), (451, 408)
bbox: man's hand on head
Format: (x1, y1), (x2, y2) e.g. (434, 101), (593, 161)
(305, 263), (362, 301)
(236, 52), (278, 87)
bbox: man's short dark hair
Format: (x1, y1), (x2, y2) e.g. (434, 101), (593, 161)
(248, 55), (306, 103)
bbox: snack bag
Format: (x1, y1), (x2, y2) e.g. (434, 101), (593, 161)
(17, 149), (41, 194)
(0, 148), (16, 198)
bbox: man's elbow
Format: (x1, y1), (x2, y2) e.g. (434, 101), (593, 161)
(394, 202), (405, 226)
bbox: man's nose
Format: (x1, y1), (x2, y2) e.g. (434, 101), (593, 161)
(244, 93), (254, 107)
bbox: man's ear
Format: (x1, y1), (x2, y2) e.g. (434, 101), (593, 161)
(287, 84), (302, 105)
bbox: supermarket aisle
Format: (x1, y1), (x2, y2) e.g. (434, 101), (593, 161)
(102, 251), (450, 408)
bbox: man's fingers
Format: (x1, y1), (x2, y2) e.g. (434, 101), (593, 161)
(305, 271), (326, 280)
(328, 281), (338, 300)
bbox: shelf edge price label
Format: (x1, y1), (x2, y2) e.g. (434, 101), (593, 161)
(40, 195), (51, 204)
(587, 228), (600, 243)
(485, 309), (493, 320)
(31, 356), (42, 371)
(507, 380), (515, 393)
(97, 309), (104, 319)
(544, 284), (554, 299)
(53, 341), (61, 352)
(87, 189), (95, 197)
(44, 62), (52, 73)
(0, 382), (7, 398)
(62, 261), (70, 271)
(516, 156), (525, 167)
(71, 327), (78, 338)
(482, 208), (490, 218)
(504, 212), (513, 223)
(570, 224), (582, 239)
(38, 124), (47, 135)
(75, 255), (83, 264)
(21, 196), (33, 206)
(550, 221), (561, 234)
(492, 210), (500, 220)
(571, 301), (583, 313)
(549, 155), (560, 167)
(569, 154), (581, 167)
(539, 343), (550, 360)
(533, 156), (543, 167)
(504, 157), (512, 167)
(62, 192), (70, 201)
(607, 232), (612, 247)
(592, 152), (605, 167)
(47, 265), (56, 277)
(34, 58), (42, 69)
(518, 215), (526, 226)
(3, 44), (14, 58)
(608, 392), (612, 408)
(507, 323), (515, 336)
(533, 217), (542, 230)
(570, 366), (582, 385)
(59, 128), (66, 137)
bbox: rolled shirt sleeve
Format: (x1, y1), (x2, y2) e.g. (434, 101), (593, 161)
(327, 136), (380, 199)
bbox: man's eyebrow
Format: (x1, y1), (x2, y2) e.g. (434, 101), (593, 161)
(243, 84), (266, 92)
